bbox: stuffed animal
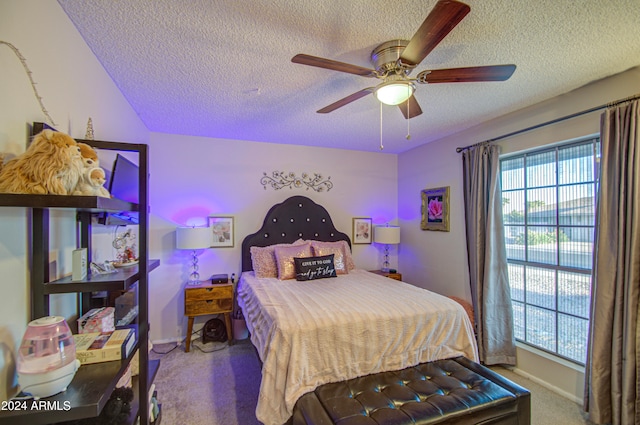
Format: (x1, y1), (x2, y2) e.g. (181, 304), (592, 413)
(98, 387), (134, 425)
(72, 142), (110, 197)
(78, 142), (100, 168)
(73, 166), (111, 197)
(68, 387), (133, 425)
(0, 129), (83, 195)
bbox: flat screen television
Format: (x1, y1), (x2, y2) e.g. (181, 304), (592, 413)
(98, 154), (139, 226)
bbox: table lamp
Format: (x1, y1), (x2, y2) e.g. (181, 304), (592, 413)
(177, 226), (211, 285)
(373, 224), (400, 272)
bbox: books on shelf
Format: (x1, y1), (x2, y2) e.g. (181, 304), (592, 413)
(74, 328), (136, 365)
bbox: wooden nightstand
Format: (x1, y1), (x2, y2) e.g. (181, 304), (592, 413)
(184, 282), (233, 352)
(368, 270), (402, 281)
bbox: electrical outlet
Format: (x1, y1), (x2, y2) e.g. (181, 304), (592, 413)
(176, 325), (182, 338)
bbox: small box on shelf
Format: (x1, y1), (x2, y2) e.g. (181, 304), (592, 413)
(115, 285), (138, 321)
(78, 307), (115, 334)
(72, 248), (88, 281)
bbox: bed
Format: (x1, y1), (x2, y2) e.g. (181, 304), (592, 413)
(236, 195), (478, 425)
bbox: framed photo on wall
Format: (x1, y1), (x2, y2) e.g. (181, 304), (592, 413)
(208, 216), (234, 247)
(421, 186), (450, 231)
(352, 217), (372, 244)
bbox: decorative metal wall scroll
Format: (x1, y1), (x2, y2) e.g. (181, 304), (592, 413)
(261, 171), (333, 192)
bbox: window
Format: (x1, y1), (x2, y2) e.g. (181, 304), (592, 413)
(500, 137), (599, 364)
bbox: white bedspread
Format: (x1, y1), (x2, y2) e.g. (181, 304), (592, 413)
(237, 269), (478, 425)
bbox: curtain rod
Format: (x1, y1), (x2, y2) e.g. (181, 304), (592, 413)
(456, 93), (640, 153)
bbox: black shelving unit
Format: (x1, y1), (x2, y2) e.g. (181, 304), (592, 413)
(0, 124), (157, 425)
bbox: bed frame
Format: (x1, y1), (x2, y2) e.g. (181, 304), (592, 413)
(239, 197), (512, 425)
(241, 195), (351, 272)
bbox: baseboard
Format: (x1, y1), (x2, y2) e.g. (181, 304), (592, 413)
(152, 336), (183, 345)
(511, 366), (583, 406)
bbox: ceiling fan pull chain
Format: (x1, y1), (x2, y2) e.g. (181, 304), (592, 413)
(379, 102), (384, 151)
(406, 87), (411, 140)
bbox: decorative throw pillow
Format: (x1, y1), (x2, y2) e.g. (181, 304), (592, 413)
(309, 240), (355, 274)
(294, 254), (337, 281)
(250, 239), (306, 278)
(339, 240), (356, 271)
(274, 243), (313, 280)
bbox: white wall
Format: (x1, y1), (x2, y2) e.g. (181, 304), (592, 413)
(146, 132), (398, 343)
(0, 0), (149, 401)
(398, 65), (640, 403)
(396, 137), (471, 298)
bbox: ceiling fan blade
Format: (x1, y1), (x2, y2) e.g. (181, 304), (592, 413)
(317, 88), (374, 114)
(292, 54), (377, 77)
(398, 95), (423, 119)
(417, 64), (517, 83)
(400, 0), (470, 67)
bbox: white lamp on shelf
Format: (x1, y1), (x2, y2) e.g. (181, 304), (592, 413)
(176, 226), (211, 285)
(373, 224), (400, 273)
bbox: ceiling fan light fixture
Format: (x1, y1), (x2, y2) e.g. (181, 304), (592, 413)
(375, 80), (415, 105)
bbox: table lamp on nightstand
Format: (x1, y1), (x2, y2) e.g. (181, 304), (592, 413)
(176, 226), (212, 285)
(373, 224), (400, 273)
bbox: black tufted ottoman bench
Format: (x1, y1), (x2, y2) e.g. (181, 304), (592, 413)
(289, 356), (530, 425)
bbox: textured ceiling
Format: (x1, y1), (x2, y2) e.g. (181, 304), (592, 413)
(57, 0), (640, 153)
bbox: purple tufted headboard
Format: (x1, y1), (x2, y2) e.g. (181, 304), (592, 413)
(241, 196), (351, 272)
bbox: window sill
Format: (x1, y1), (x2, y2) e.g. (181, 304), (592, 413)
(513, 341), (586, 405)
(515, 341), (585, 373)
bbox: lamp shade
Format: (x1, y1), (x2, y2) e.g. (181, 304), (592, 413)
(176, 226), (211, 250)
(374, 226), (400, 244)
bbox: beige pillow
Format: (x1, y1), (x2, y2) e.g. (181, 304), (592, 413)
(309, 240), (355, 274)
(274, 243), (313, 280)
(250, 239), (305, 278)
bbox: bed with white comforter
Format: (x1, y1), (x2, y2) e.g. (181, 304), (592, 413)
(237, 268), (478, 425)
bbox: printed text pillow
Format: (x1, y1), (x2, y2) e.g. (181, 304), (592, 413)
(294, 254), (337, 281)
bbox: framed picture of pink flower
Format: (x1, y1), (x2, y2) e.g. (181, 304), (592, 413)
(352, 217), (372, 244)
(421, 186), (450, 231)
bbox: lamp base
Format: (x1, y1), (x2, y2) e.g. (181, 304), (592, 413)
(187, 271), (201, 286)
(187, 252), (201, 285)
(380, 244), (391, 273)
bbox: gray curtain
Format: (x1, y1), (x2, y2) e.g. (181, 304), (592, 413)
(462, 144), (516, 365)
(585, 99), (640, 425)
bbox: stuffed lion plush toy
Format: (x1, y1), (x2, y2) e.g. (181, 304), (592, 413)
(0, 129), (83, 195)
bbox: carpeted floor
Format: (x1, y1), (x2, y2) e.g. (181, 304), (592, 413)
(488, 366), (589, 425)
(150, 337), (589, 425)
(150, 338), (262, 425)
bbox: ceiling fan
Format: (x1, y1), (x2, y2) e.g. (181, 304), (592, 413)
(292, 0), (516, 119)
